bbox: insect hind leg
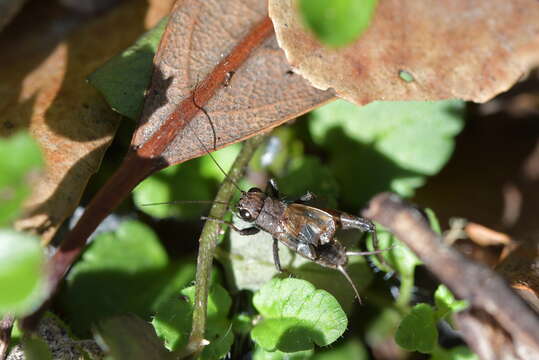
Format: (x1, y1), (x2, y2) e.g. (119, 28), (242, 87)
(340, 214), (376, 232)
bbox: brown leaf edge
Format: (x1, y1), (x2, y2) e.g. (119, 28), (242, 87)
(362, 193), (539, 358)
(20, 15), (275, 331)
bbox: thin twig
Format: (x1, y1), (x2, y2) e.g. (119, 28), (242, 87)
(182, 135), (267, 358)
(362, 193), (539, 357)
(0, 315), (14, 360)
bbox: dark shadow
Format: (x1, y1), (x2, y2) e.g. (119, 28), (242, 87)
(41, 0), (151, 141)
(55, 259), (195, 338)
(0, 0), (88, 138)
(321, 126), (424, 209)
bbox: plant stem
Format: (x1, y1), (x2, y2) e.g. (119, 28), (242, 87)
(185, 135), (267, 357)
(0, 315), (14, 360)
(396, 270), (414, 309)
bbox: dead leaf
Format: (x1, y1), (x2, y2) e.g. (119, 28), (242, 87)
(269, 0), (539, 105)
(133, 0), (334, 165)
(0, 0), (174, 242)
(497, 241), (539, 312)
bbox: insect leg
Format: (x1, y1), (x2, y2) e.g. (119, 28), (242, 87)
(272, 238), (282, 272)
(340, 214), (376, 232)
(200, 216), (260, 235)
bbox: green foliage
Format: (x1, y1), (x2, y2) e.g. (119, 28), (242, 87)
(395, 285), (472, 357)
(0, 230), (45, 317)
(88, 17), (168, 120)
(0, 132), (43, 226)
(434, 285), (469, 320)
(251, 278), (347, 353)
(299, 0), (378, 47)
(133, 144), (240, 219)
(21, 334), (53, 360)
(59, 220), (196, 335)
(395, 303), (438, 353)
(152, 284), (233, 360)
(310, 99), (465, 207)
(253, 346), (313, 360)
(431, 346), (478, 360)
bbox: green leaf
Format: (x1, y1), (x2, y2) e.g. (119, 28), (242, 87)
(312, 339), (367, 360)
(279, 156), (340, 208)
(430, 345), (478, 360)
(22, 334), (52, 360)
(425, 208), (442, 235)
(299, 0), (378, 47)
(395, 303), (438, 354)
(221, 217), (372, 313)
(367, 228), (421, 277)
(152, 284), (233, 360)
(0, 230), (45, 316)
(0, 132), (43, 226)
(309, 99), (465, 207)
(133, 144), (240, 219)
(60, 220), (196, 336)
(434, 285), (469, 321)
(253, 345), (313, 360)
(251, 278), (347, 353)
(96, 315), (174, 360)
(88, 17), (167, 120)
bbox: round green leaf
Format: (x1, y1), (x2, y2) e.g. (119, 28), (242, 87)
(0, 132), (43, 226)
(0, 230), (45, 316)
(395, 303), (438, 353)
(299, 0), (378, 47)
(252, 278), (347, 352)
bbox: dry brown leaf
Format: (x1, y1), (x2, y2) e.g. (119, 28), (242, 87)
(133, 0), (334, 165)
(0, 0), (174, 242)
(269, 0), (539, 105)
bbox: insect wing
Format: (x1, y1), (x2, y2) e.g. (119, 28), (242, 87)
(281, 204), (337, 246)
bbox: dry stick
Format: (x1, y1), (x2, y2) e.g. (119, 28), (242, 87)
(21, 16), (274, 331)
(181, 135), (267, 358)
(0, 315), (14, 360)
(362, 193), (539, 352)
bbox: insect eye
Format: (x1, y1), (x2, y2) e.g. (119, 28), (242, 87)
(239, 209), (252, 221)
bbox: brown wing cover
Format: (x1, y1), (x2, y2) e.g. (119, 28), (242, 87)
(281, 203), (338, 246)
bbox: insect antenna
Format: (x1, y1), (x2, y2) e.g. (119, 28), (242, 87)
(140, 199), (235, 212)
(337, 265), (362, 304)
(189, 85), (245, 194)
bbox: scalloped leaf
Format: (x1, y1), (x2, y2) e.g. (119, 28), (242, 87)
(251, 278), (347, 352)
(0, 230), (45, 317)
(395, 303), (438, 354)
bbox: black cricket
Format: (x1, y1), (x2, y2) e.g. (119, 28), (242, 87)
(205, 178), (389, 302)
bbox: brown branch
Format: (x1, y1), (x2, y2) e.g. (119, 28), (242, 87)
(362, 193), (539, 358)
(0, 315), (14, 360)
